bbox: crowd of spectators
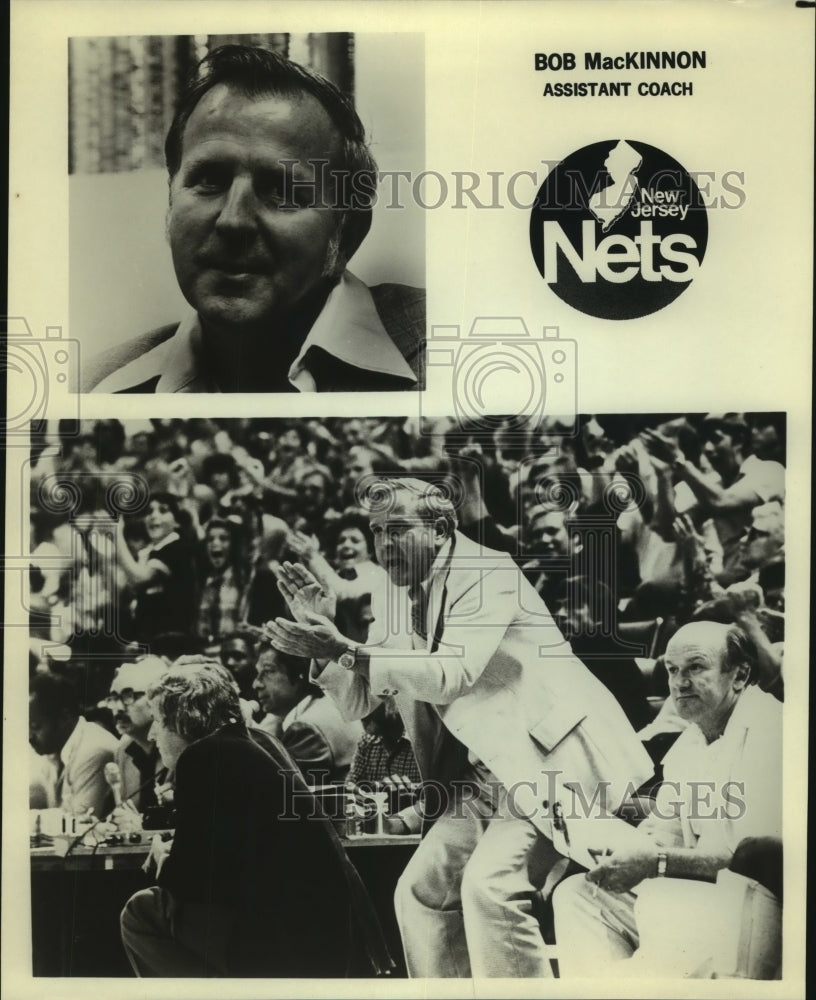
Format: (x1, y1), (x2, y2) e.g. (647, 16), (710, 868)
(28, 410), (785, 805)
(29, 411), (786, 730)
(27, 411), (787, 976)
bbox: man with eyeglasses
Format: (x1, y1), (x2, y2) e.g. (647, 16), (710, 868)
(108, 657), (169, 813)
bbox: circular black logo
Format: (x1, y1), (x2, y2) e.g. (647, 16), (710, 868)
(530, 140), (708, 320)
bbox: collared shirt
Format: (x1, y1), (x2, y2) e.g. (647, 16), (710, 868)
(410, 538), (453, 642)
(348, 734), (422, 788)
(197, 565), (246, 644)
(123, 739), (162, 812)
(92, 271), (418, 393)
(644, 685), (782, 857)
(56, 716), (89, 812)
(34, 717), (117, 817)
(144, 530), (180, 557)
(410, 538), (502, 803)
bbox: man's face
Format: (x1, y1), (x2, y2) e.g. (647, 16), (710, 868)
(252, 652), (303, 716)
(221, 637), (253, 688)
(370, 498), (446, 588)
(148, 704), (189, 771)
(298, 473), (326, 514)
(701, 427), (738, 477)
(751, 423), (782, 463)
(342, 420), (366, 448)
(276, 429), (302, 462)
(665, 627), (745, 735)
(108, 688), (154, 738)
(741, 504), (784, 569)
(345, 447), (375, 483)
(528, 511), (570, 558)
(29, 695), (71, 756)
(167, 84), (345, 338)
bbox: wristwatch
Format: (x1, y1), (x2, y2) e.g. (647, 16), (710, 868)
(656, 851), (668, 877)
(338, 646), (358, 671)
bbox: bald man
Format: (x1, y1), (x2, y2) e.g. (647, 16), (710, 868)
(553, 621), (782, 977)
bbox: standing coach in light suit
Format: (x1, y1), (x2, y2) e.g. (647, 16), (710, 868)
(266, 478), (653, 978)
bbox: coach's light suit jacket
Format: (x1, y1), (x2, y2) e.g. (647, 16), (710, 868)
(314, 532), (653, 835)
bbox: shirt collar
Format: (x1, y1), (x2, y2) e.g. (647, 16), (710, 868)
(283, 693), (317, 729)
(286, 271), (416, 390)
(411, 537), (453, 604)
(150, 530), (180, 553)
(738, 454), (759, 476)
(662, 684), (763, 767)
(60, 716), (87, 768)
(94, 271), (416, 393)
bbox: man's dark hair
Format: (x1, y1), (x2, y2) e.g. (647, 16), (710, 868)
(29, 671), (81, 719)
(201, 452), (239, 486)
(165, 44), (378, 262)
(256, 643), (322, 697)
(722, 625), (759, 683)
(700, 413), (751, 451)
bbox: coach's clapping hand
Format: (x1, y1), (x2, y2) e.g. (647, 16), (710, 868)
(262, 613), (348, 662)
(275, 560), (337, 622)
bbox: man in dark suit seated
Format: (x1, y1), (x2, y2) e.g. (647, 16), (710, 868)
(120, 661), (372, 976)
(83, 44), (425, 394)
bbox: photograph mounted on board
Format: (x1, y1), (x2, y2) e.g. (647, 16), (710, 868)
(69, 32), (426, 394)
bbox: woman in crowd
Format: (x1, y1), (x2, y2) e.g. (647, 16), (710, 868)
(115, 492), (197, 644)
(196, 517), (250, 651)
(287, 511), (390, 645)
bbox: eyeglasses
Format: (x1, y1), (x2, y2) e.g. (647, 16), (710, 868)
(106, 690), (145, 707)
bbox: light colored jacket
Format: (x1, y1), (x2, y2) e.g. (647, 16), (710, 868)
(315, 532), (653, 834)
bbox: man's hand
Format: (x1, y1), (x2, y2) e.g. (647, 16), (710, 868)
(640, 428), (683, 467)
(672, 513), (707, 553)
(142, 833), (173, 878)
(154, 781), (174, 806)
(108, 801), (143, 834)
(724, 579), (763, 616)
(380, 773), (419, 796)
(285, 531), (320, 562)
(585, 844), (659, 893)
(262, 612), (348, 661)
(275, 560), (337, 621)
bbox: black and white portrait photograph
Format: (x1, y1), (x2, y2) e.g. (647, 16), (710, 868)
(68, 32), (425, 394)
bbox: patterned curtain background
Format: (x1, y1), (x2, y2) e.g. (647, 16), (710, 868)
(68, 33), (356, 174)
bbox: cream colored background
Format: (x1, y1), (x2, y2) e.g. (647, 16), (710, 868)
(5, 1), (813, 998)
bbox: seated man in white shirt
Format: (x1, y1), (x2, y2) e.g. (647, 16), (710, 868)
(29, 671), (119, 818)
(82, 44), (424, 394)
(553, 621), (782, 978)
